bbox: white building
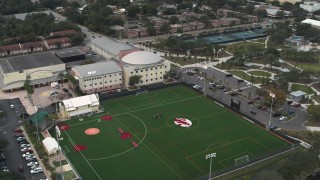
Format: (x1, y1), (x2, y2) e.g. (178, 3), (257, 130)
(0, 52), (66, 92)
(90, 37), (138, 60)
(60, 94), (100, 119)
(72, 61), (123, 94)
(290, 90), (307, 102)
(300, 2), (320, 12)
(42, 137), (60, 155)
(121, 51), (170, 87)
(301, 18), (320, 28)
(275, 0), (301, 4)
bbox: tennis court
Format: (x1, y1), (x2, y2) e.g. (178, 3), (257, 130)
(55, 86), (291, 179)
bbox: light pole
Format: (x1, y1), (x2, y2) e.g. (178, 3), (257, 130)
(205, 152), (216, 180)
(88, 71), (96, 94)
(268, 93), (275, 130)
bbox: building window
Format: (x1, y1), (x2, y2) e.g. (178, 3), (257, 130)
(141, 70), (143, 72)
(84, 85), (87, 87)
(146, 74), (148, 76)
(160, 66), (162, 69)
(119, 79), (122, 81)
(156, 73), (157, 75)
(146, 80), (148, 82)
(155, 67), (157, 69)
(119, 73), (121, 75)
(95, 83), (97, 85)
(150, 68), (153, 70)
(145, 69), (148, 71)
(151, 79), (153, 81)
(89, 84), (92, 86)
(109, 75), (111, 77)
(151, 74), (153, 75)
(155, 78), (158, 80)
(100, 82), (102, 84)
(105, 81), (107, 83)
(105, 76), (107, 78)
(160, 77), (162, 79)
(110, 86), (112, 88)
(165, 66), (167, 68)
(110, 80), (112, 82)
(136, 71), (138, 73)
(160, 72), (162, 74)
(140, 81), (143, 83)
(131, 72), (133, 74)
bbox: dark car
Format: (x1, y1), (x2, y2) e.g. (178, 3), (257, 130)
(186, 72), (194, 75)
(254, 97), (261, 100)
(237, 79), (244, 83)
(272, 112), (281, 117)
(250, 110), (256, 115)
(248, 101), (254, 104)
(63, 88), (69, 93)
(230, 92), (238, 96)
(257, 105), (263, 109)
(218, 86), (225, 90)
(68, 92), (73, 97)
(226, 73), (233, 77)
(293, 103), (301, 107)
(270, 125), (278, 130)
(260, 106), (267, 110)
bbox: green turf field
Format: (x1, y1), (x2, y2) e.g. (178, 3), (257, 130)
(57, 86), (291, 180)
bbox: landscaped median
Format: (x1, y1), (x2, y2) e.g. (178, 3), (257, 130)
(248, 70), (272, 78)
(227, 70), (271, 84)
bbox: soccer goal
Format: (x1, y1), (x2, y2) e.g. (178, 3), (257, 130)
(136, 90), (148, 96)
(234, 155), (249, 166)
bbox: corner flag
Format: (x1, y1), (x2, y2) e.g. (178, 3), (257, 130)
(55, 125), (61, 137)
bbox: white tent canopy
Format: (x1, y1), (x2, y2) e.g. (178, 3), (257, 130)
(42, 137), (60, 155)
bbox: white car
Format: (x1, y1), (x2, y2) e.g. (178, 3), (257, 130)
(25, 155), (36, 160)
(193, 85), (202, 90)
(279, 116), (287, 121)
(209, 81), (215, 85)
(30, 164), (40, 169)
(30, 168), (42, 174)
(27, 161), (39, 167)
(21, 147), (32, 152)
(20, 144), (30, 148)
(16, 137), (26, 141)
(22, 152), (33, 157)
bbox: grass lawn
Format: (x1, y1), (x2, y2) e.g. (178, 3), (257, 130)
(53, 160), (68, 167)
(295, 63), (320, 73)
(291, 84), (314, 94)
(248, 71), (272, 77)
(55, 86), (291, 179)
(63, 170), (76, 179)
(226, 42), (264, 54)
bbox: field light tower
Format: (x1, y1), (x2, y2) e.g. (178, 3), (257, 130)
(268, 92), (275, 130)
(205, 152), (216, 180)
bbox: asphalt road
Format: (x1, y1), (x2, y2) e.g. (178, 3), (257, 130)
(0, 99), (46, 180)
(181, 67), (308, 131)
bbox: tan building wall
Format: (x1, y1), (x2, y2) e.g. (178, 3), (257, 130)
(123, 60), (170, 87)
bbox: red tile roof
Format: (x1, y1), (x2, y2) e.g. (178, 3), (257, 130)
(45, 37), (71, 46)
(0, 44), (21, 51)
(22, 41), (43, 49)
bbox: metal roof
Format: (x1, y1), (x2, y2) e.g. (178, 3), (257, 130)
(290, 90), (307, 97)
(91, 37), (136, 56)
(121, 51), (163, 65)
(0, 52), (64, 73)
(72, 61), (122, 78)
(302, 19), (320, 27)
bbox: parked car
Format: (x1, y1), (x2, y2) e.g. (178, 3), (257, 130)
(186, 71), (194, 75)
(248, 101), (254, 105)
(237, 79), (244, 83)
(15, 133), (24, 138)
(62, 88), (69, 93)
(14, 128), (23, 133)
(193, 85), (202, 90)
(20, 144), (30, 148)
(50, 91), (59, 97)
(230, 92), (238, 96)
(18, 140), (29, 145)
(25, 155), (36, 161)
(22, 152), (33, 157)
(250, 110), (256, 115)
(272, 112), (281, 117)
(16, 137), (26, 141)
(21, 147), (32, 152)
(270, 125), (278, 130)
(27, 161), (39, 167)
(257, 105), (263, 109)
(293, 103), (301, 107)
(279, 116), (287, 121)
(260, 106), (267, 110)
(209, 81), (215, 85)
(254, 97), (261, 100)
(68, 92), (73, 97)
(226, 73), (233, 77)
(30, 168), (42, 174)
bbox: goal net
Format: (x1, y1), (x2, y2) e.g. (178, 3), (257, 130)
(234, 155), (249, 166)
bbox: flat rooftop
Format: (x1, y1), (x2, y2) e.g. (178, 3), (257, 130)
(0, 52), (64, 73)
(55, 48), (85, 58)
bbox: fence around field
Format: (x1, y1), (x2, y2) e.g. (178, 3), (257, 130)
(99, 82), (182, 100)
(197, 143), (299, 180)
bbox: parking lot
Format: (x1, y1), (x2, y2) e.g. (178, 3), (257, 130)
(182, 67), (308, 131)
(0, 99), (47, 180)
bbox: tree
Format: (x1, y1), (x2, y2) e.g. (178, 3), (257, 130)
(264, 88), (286, 107)
(164, 69), (177, 80)
(23, 80), (34, 97)
(58, 73), (65, 87)
(169, 16), (179, 24)
(307, 104), (320, 121)
(70, 34), (84, 46)
(129, 75), (142, 87)
(126, 5), (140, 18)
